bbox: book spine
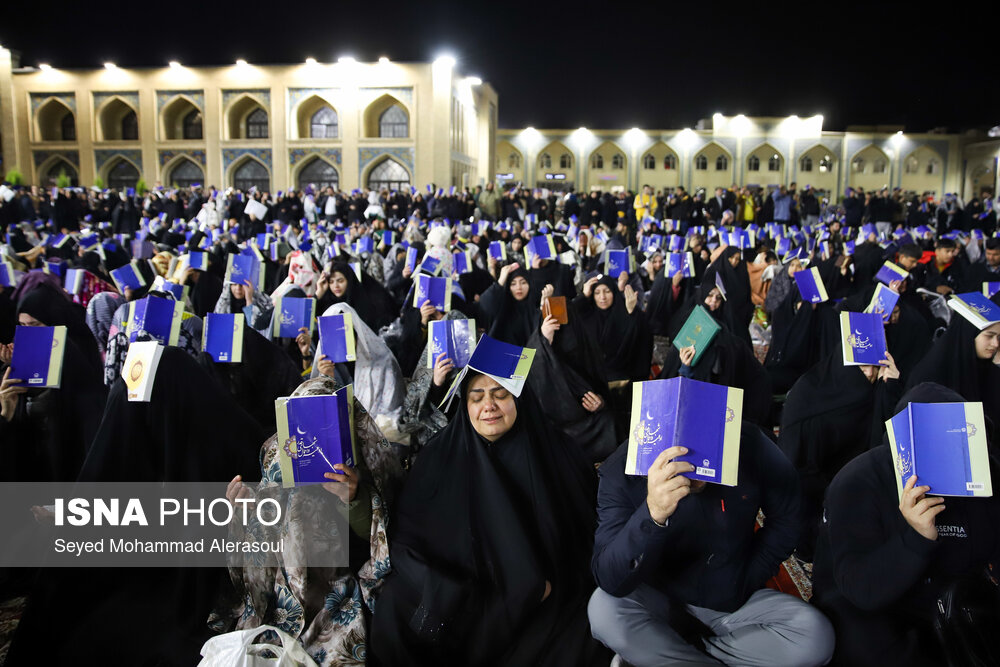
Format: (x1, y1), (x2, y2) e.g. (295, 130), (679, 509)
(624, 381), (644, 475)
(231, 314), (244, 363)
(274, 399), (296, 489)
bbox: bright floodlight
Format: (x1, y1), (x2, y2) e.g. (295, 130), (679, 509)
(236, 59), (248, 67)
(38, 63), (52, 71)
(465, 76), (482, 85)
(676, 128), (698, 149)
(104, 62), (117, 70)
(168, 61), (181, 69)
(305, 57), (318, 66)
(434, 54), (456, 68)
(378, 56), (390, 64)
(731, 114), (752, 136)
(624, 127), (646, 148)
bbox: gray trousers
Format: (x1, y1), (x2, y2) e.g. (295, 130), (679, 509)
(589, 585), (834, 667)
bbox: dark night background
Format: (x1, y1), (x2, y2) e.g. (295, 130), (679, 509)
(1, 0), (994, 132)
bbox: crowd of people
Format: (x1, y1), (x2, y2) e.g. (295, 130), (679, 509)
(0, 177), (999, 666)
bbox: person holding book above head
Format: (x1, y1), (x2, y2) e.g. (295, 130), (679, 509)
(315, 260), (397, 332)
(370, 363), (609, 666)
(588, 397), (834, 666)
(214, 270), (274, 336)
(701, 246), (754, 347)
(812, 382), (1000, 667)
(479, 262), (540, 346)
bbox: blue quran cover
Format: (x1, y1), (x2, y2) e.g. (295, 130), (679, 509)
(839, 311), (888, 366)
(948, 292), (1000, 330)
(64, 268), (91, 296)
(354, 236), (374, 255)
(413, 275), (452, 312)
(0, 261), (16, 288)
(185, 251), (209, 272)
(318, 312), (357, 363)
(110, 261), (147, 292)
(865, 283), (901, 322)
(418, 254), (442, 276)
(874, 260), (909, 285)
(886, 401), (992, 500)
(272, 296), (317, 339)
(625, 377), (743, 484)
(427, 318), (477, 369)
(984, 282), (1000, 299)
(452, 249), (474, 275)
(10, 325), (67, 388)
(604, 248), (635, 278)
(202, 313), (244, 363)
(666, 252), (695, 278)
(527, 234), (557, 261)
(225, 253), (264, 292)
(275, 386), (356, 488)
(488, 241), (507, 262)
(405, 246), (420, 273)
(667, 235), (685, 252)
(152, 276), (189, 303)
(131, 240), (155, 259)
(127, 296), (184, 346)
(844, 240), (856, 256)
(775, 237), (791, 258)
(441, 334), (536, 408)
(793, 266), (829, 303)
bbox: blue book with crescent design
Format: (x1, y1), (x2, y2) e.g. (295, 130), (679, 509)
(667, 235), (685, 252)
(527, 234), (557, 261)
(127, 296), (184, 346)
(625, 377), (743, 484)
(225, 253), (263, 291)
(984, 282), (1000, 299)
(604, 248), (635, 278)
(275, 386), (356, 488)
(10, 325), (67, 388)
(272, 296), (316, 339)
(203, 313), (244, 363)
(865, 283), (900, 322)
(111, 261), (147, 292)
(488, 241), (507, 262)
(354, 236), (374, 255)
(874, 260), (909, 285)
(418, 254), (442, 276)
(413, 275), (452, 312)
(793, 266), (829, 303)
(886, 401), (992, 500)
(948, 292), (1000, 330)
(318, 312), (357, 362)
(452, 249), (474, 275)
(665, 252), (695, 278)
(427, 318), (477, 369)
(839, 311), (888, 365)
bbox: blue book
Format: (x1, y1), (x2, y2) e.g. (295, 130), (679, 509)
(272, 296), (316, 339)
(419, 254), (442, 276)
(839, 311), (888, 366)
(131, 240), (154, 259)
(665, 252), (695, 278)
(728, 230), (754, 249)
(714, 272), (727, 300)
(413, 275), (452, 312)
(667, 235), (686, 252)
(203, 313), (244, 363)
(886, 401), (992, 500)
(186, 251), (209, 272)
(152, 276), (188, 302)
(225, 253), (263, 291)
(948, 292), (1000, 329)
(526, 235), (557, 261)
(79, 231), (99, 249)
(0, 261), (16, 288)
(488, 241), (507, 262)
(111, 261), (147, 292)
(427, 318), (477, 369)
(844, 240), (856, 256)
(775, 237), (791, 258)
(64, 268), (92, 296)
(604, 248), (635, 278)
(793, 266), (829, 303)
(452, 249), (474, 275)
(380, 230), (396, 247)
(874, 260), (909, 285)
(983, 282), (1000, 299)
(254, 233), (272, 250)
(354, 236), (374, 255)
(405, 246), (420, 273)
(317, 312), (357, 363)
(275, 386), (356, 488)
(866, 283), (901, 322)
(45, 261), (64, 278)
(441, 334), (536, 408)
(10, 325), (67, 388)
(641, 234), (664, 253)
(625, 377), (743, 484)
(127, 296), (184, 345)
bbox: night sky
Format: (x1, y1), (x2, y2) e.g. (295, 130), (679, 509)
(2, 0), (993, 133)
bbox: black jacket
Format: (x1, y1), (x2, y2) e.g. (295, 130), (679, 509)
(592, 424), (801, 612)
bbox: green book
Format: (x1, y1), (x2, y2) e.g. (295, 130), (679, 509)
(672, 305), (722, 367)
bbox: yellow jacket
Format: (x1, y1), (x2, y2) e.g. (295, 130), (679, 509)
(633, 193), (657, 221)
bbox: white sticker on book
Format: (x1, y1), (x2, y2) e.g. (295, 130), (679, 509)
(967, 482), (985, 491)
(696, 467), (716, 477)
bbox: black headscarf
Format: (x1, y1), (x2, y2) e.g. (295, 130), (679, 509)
(906, 313), (1000, 428)
(370, 375), (606, 666)
(702, 246), (753, 337)
(577, 275), (651, 382)
(17, 282), (102, 373)
(646, 269), (696, 337)
(850, 240), (884, 291)
(479, 266), (540, 347)
(764, 279), (819, 394)
(317, 261), (397, 331)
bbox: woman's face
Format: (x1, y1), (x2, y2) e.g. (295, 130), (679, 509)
(330, 271), (348, 297)
(787, 259), (803, 277)
(651, 254), (664, 274)
(509, 276), (529, 301)
(974, 323), (1000, 360)
(229, 283), (245, 300)
(727, 252), (741, 268)
(594, 284), (614, 310)
(18, 312), (44, 327)
(704, 287), (723, 312)
(466, 374), (517, 442)
(859, 365), (879, 383)
(511, 238), (523, 252)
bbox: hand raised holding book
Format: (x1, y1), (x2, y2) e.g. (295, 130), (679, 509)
(432, 352), (454, 387)
(315, 354), (336, 378)
(242, 279), (255, 305)
(419, 300), (441, 326)
(646, 446), (696, 525)
(899, 475), (945, 541)
(498, 262), (520, 286)
(1, 367), (26, 422)
(541, 315), (561, 344)
(878, 351), (900, 381)
(323, 464), (359, 504)
(679, 345), (696, 367)
(539, 283), (554, 308)
(582, 275), (600, 298)
(295, 327), (312, 358)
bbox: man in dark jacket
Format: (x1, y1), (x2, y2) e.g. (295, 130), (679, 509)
(588, 425), (833, 666)
(844, 188), (864, 228)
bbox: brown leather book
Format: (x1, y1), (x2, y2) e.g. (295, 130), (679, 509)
(542, 296), (569, 324)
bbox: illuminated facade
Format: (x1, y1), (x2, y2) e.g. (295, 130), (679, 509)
(0, 48), (497, 192)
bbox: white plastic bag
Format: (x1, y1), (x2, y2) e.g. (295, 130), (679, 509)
(198, 625), (318, 667)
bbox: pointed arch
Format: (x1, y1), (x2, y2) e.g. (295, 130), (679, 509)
(164, 156), (204, 189)
(692, 141), (734, 192)
(160, 95), (202, 140)
(294, 94), (339, 140)
(105, 157), (141, 191)
(901, 145), (945, 195)
(294, 155), (340, 191)
(536, 140), (573, 174)
(639, 140), (681, 190)
(363, 93), (410, 138)
(96, 96), (139, 141)
(795, 143), (838, 191)
(496, 140), (524, 184)
(586, 140), (626, 190)
(225, 93), (269, 140)
(745, 142), (784, 175)
(364, 156), (411, 192)
(229, 156), (270, 192)
(36, 98), (75, 142)
(37, 155), (79, 187)
(849, 144), (892, 191)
